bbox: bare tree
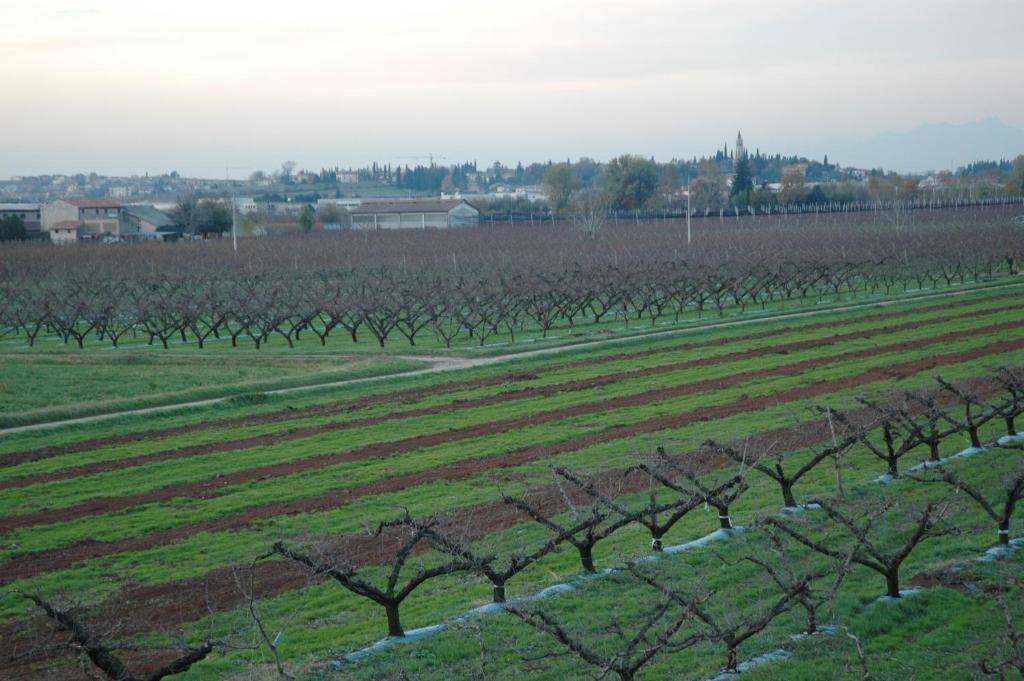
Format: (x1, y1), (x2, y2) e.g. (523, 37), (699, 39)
(936, 377), (998, 449)
(831, 399), (927, 478)
(272, 512), (477, 638)
(631, 563), (811, 673)
(232, 559), (296, 679)
(980, 591), (1024, 677)
(910, 463), (1024, 546)
(707, 433), (854, 509)
(19, 592), (216, 681)
(833, 624), (878, 681)
(621, 455), (746, 550)
(643, 447), (748, 531)
(501, 471), (634, 577)
(990, 368), (1024, 437)
(745, 529), (854, 635)
(476, 499), (597, 603)
(503, 482), (633, 574)
(505, 588), (701, 681)
(764, 499), (955, 598)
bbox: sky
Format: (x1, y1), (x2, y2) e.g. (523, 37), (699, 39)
(2, 0), (1023, 178)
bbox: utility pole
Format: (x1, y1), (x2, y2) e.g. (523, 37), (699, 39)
(226, 165), (243, 254)
(686, 178), (691, 245)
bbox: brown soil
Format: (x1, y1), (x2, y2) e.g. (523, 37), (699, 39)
(3, 329), (1023, 584)
(3, 290), (1011, 470)
(5, 301), (1018, 493)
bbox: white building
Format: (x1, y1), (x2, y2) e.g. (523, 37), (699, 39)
(234, 197), (258, 214)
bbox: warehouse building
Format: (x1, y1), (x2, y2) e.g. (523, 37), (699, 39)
(350, 198), (478, 229)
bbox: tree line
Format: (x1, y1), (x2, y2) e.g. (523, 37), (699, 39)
(1, 215), (1020, 351)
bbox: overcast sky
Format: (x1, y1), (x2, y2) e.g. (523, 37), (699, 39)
(2, 0), (1023, 178)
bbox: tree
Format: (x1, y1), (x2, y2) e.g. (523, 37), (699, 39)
(172, 190), (201, 235)
(317, 202), (343, 224)
(19, 592), (217, 681)
(604, 155), (659, 210)
(708, 431), (856, 509)
(299, 204), (315, 232)
(911, 460), (1024, 546)
(505, 578), (702, 681)
(632, 562), (813, 672)
(765, 499), (954, 598)
(505, 469), (633, 573)
(980, 591), (1024, 677)
(651, 164), (679, 209)
(272, 512), (477, 637)
(569, 190), (608, 239)
(0, 214), (27, 241)
(195, 199), (232, 236)
(689, 159), (728, 214)
(556, 458), (744, 552)
(779, 168), (806, 205)
(543, 163), (577, 216)
(730, 154), (753, 199)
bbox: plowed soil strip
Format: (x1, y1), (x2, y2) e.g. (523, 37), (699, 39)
(7, 302), (1018, 491)
(4, 317), (1022, 533)
(5, 289), (1013, 467)
(4, 333), (1023, 582)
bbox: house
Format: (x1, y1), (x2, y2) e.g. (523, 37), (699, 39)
(49, 221), (83, 244)
(234, 197), (258, 214)
(41, 199), (136, 240)
(0, 203), (42, 233)
(124, 205), (178, 239)
(350, 199), (479, 230)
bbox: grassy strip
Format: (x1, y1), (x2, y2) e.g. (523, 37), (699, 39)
(2, 278), (1019, 454)
(0, 356), (423, 430)
(5, 290), (1016, 481)
(4, 309), (1021, 526)
(3, 343), (1022, 612)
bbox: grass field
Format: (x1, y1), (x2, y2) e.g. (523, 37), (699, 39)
(2, 276), (1018, 430)
(1, 279), (1023, 680)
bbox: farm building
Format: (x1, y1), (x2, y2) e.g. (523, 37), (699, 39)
(41, 199), (136, 241)
(124, 205), (179, 239)
(350, 199), (478, 229)
(0, 203), (42, 234)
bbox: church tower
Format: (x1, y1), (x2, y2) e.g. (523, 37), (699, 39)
(734, 131), (746, 162)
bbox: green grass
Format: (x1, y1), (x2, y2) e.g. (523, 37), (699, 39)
(1, 276), (1019, 431)
(5, 305), (1021, 550)
(1, 278), (1017, 456)
(2, 280), (1023, 680)
(0, 353), (421, 429)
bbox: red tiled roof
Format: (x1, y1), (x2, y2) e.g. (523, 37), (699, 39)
(65, 199), (123, 208)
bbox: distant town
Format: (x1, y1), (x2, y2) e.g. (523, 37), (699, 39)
(2, 133), (1022, 243)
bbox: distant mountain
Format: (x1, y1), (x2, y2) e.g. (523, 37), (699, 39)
(823, 118), (1024, 174)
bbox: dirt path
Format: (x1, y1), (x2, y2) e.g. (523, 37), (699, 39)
(2, 281), (1019, 442)
(5, 301), (1018, 492)
(3, 332), (1022, 583)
